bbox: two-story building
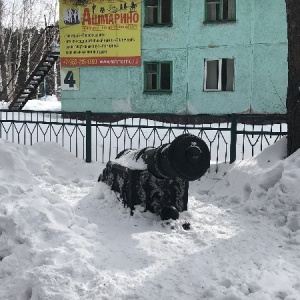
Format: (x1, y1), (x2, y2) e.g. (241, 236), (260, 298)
(60, 0), (288, 114)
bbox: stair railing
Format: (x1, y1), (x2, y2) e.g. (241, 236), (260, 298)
(0, 25), (59, 104)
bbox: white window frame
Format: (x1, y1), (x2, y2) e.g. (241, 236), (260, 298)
(204, 59), (222, 91)
(204, 58), (235, 92)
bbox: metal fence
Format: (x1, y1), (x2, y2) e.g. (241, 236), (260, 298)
(0, 110), (287, 168)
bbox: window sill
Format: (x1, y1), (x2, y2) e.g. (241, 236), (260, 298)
(144, 24), (173, 28)
(144, 90), (172, 94)
(204, 90), (235, 92)
(203, 20), (236, 25)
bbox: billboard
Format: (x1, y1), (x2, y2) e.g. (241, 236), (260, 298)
(59, 0), (141, 67)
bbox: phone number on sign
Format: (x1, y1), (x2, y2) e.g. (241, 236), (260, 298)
(62, 58), (98, 66)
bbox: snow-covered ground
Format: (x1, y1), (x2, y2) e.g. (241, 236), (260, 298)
(0, 95), (61, 111)
(0, 98), (299, 300)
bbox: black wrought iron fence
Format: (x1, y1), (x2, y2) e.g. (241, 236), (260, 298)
(0, 110), (287, 168)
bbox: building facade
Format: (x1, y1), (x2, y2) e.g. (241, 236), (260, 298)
(61, 0), (288, 114)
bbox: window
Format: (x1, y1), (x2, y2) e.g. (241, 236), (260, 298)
(145, 0), (172, 26)
(144, 62), (172, 92)
(204, 59), (234, 91)
(205, 0), (236, 22)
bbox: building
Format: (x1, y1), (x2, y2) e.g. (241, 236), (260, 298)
(60, 0), (288, 114)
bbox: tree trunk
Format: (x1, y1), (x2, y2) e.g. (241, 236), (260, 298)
(0, 0), (8, 99)
(286, 0), (300, 155)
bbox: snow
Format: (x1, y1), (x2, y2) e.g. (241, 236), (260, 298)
(0, 101), (8, 109)
(0, 95), (61, 111)
(0, 97), (300, 300)
(22, 95), (62, 111)
(111, 149), (147, 170)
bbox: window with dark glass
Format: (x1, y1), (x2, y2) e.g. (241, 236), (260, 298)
(205, 0), (236, 22)
(204, 59), (234, 91)
(145, 0), (172, 26)
(145, 62), (172, 92)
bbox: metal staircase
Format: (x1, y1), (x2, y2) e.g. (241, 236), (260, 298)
(8, 48), (59, 110)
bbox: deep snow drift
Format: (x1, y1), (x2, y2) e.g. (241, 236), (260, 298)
(0, 135), (299, 300)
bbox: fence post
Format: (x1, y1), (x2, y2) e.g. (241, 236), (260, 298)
(230, 114), (237, 164)
(86, 111), (92, 163)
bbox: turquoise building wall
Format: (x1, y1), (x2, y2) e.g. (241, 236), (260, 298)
(61, 0), (288, 114)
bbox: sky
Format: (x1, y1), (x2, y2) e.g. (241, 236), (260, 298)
(0, 97), (299, 299)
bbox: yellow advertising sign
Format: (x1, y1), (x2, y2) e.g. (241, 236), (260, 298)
(59, 0), (141, 67)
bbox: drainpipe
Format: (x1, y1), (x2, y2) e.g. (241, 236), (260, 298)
(250, 0), (255, 112)
(185, 1), (191, 113)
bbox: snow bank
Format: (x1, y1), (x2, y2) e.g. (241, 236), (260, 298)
(23, 95), (61, 111)
(0, 137), (299, 299)
(202, 137), (300, 234)
(0, 95), (61, 111)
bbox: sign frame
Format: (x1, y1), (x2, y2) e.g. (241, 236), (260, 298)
(59, 0), (142, 67)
